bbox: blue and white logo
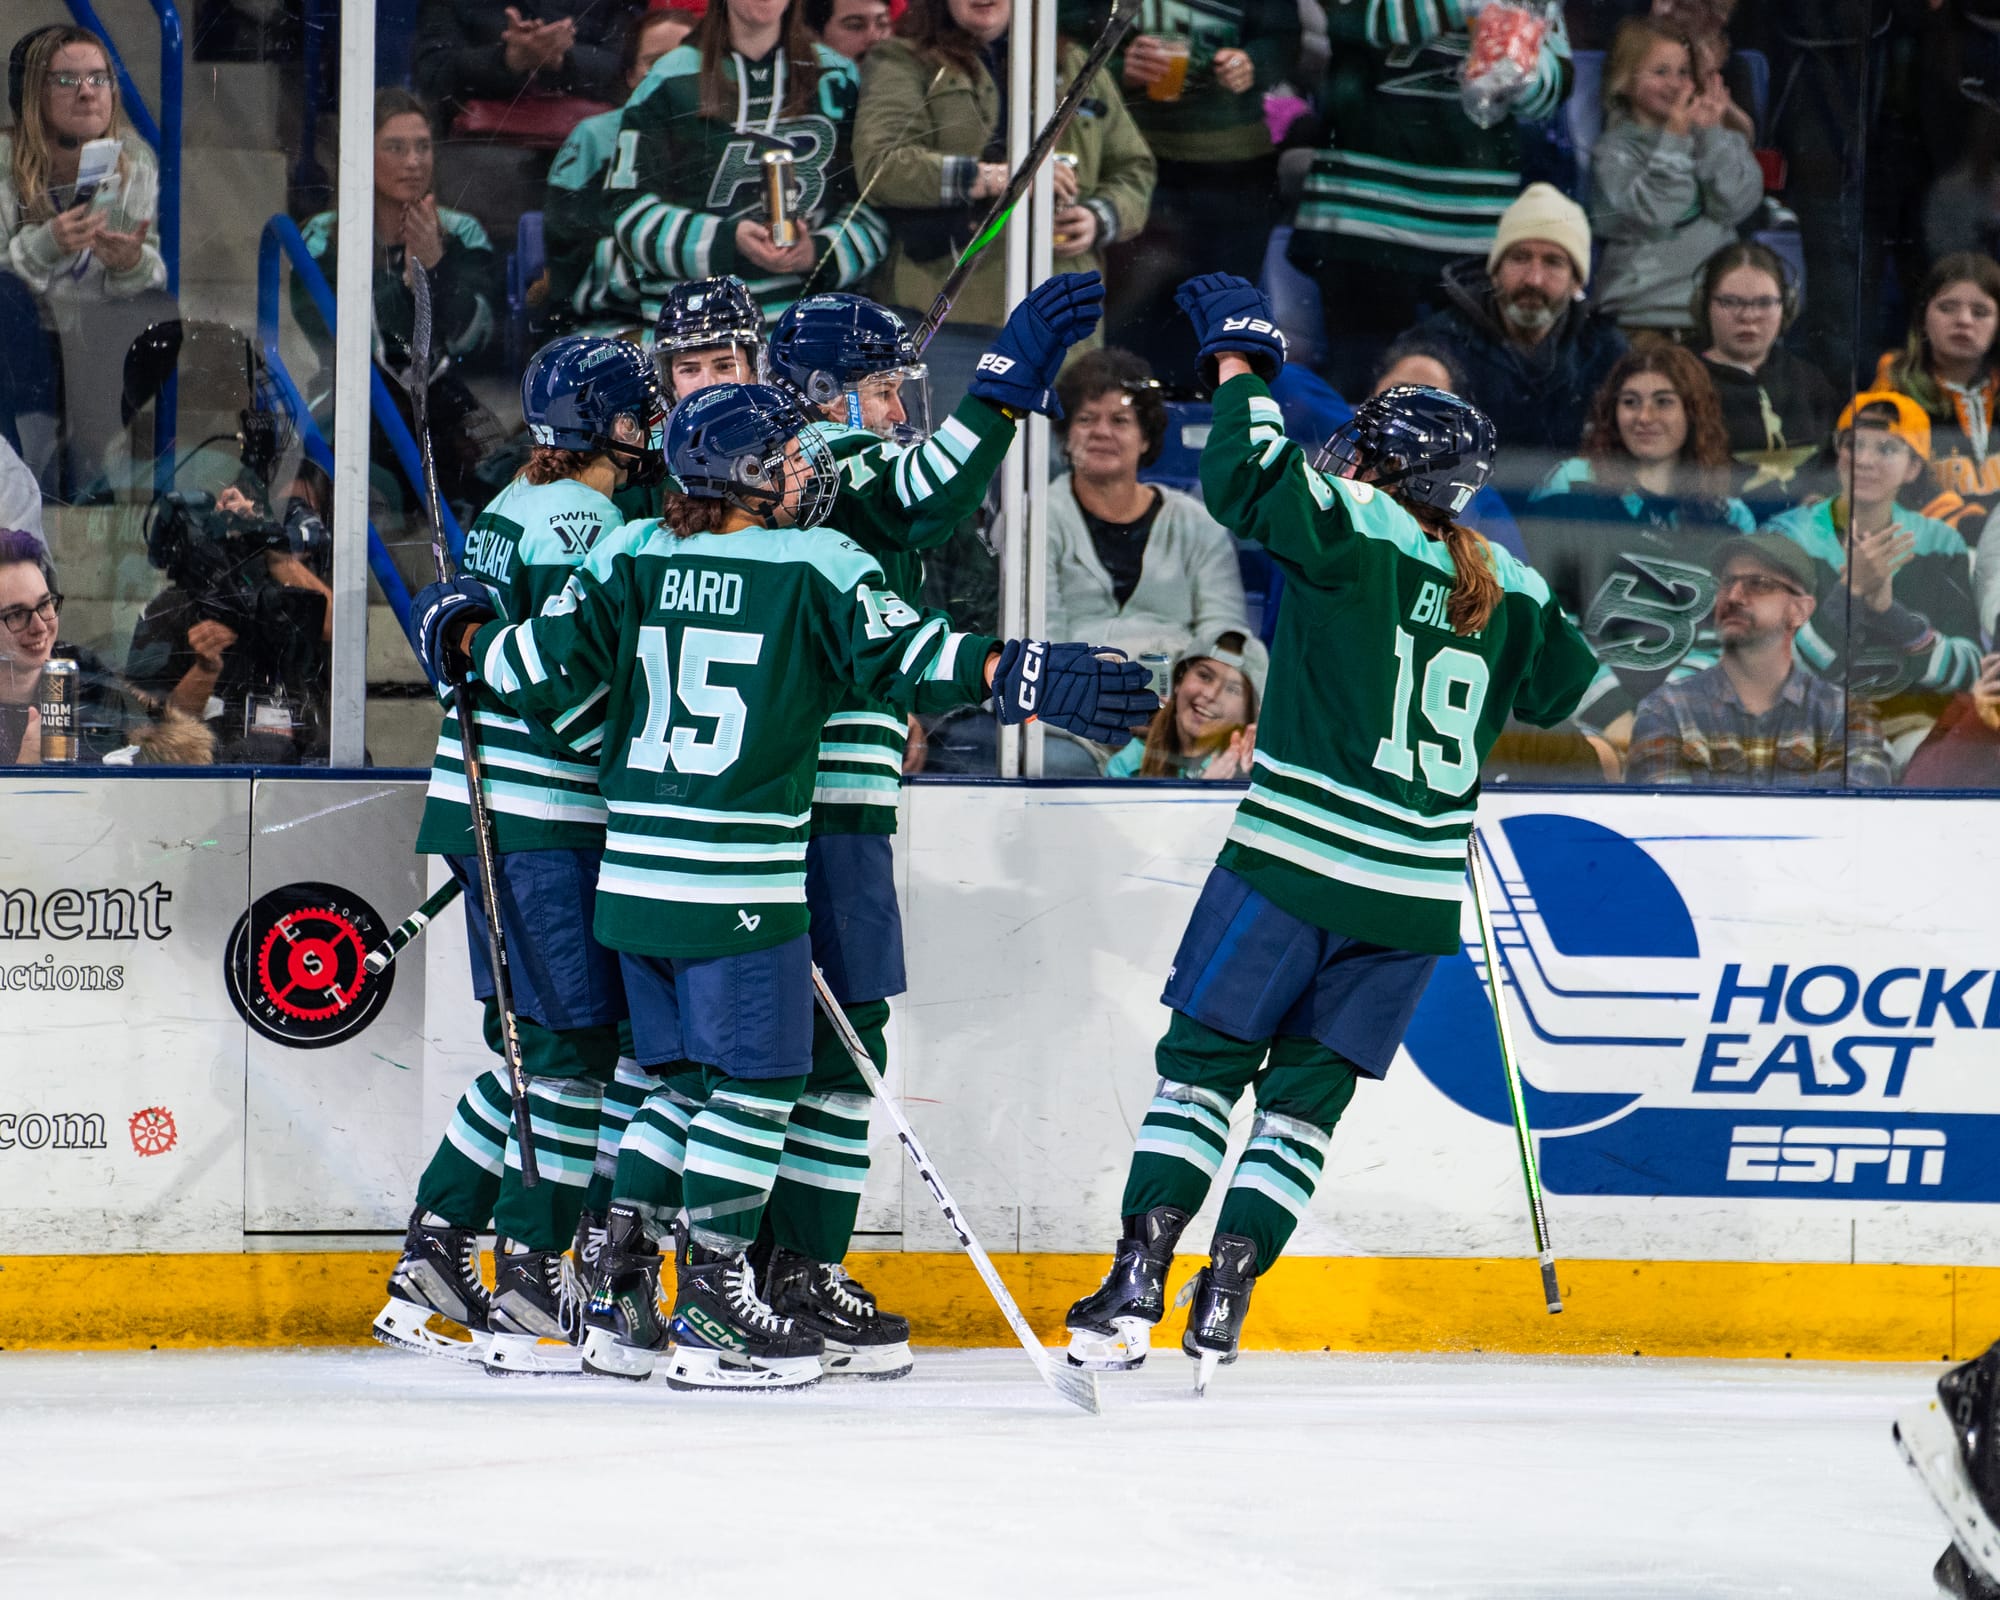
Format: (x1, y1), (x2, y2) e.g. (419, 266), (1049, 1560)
(1401, 813), (1999, 1203)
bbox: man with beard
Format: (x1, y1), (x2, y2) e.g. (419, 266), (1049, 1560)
(1625, 532), (1890, 788)
(1406, 184), (1626, 490)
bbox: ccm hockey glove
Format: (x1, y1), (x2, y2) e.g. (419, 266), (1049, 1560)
(411, 576), (495, 688)
(1175, 272), (1288, 387)
(990, 639), (1160, 743)
(968, 271), (1107, 417)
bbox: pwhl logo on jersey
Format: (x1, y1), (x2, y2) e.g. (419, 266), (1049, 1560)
(224, 882), (394, 1049)
(1402, 815), (2000, 1203)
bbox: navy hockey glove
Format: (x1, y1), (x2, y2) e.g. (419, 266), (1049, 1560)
(411, 576), (495, 688)
(990, 640), (1160, 743)
(968, 271), (1106, 418)
(1174, 272), (1287, 387)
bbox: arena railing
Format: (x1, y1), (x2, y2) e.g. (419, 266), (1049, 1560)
(63, 0), (181, 296)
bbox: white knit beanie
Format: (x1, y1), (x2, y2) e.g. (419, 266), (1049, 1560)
(1486, 182), (1592, 289)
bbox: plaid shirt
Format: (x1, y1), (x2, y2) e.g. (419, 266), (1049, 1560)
(1626, 662), (1893, 788)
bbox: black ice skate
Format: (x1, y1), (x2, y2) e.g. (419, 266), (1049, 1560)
(484, 1242), (585, 1374)
(571, 1207), (609, 1302)
(1063, 1205), (1190, 1371)
(664, 1236), (823, 1392)
(372, 1209), (491, 1362)
(1897, 1342), (2000, 1587)
(1177, 1233), (1259, 1396)
(764, 1246), (913, 1380)
(579, 1205), (669, 1382)
(1935, 1543), (2000, 1599)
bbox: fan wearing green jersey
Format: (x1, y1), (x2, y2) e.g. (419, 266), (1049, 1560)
(410, 380), (1155, 1390)
(377, 335), (668, 1375)
(590, 0), (890, 331)
(1064, 274), (1598, 1390)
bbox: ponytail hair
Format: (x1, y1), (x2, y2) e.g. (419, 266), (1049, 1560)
(1397, 495), (1502, 636)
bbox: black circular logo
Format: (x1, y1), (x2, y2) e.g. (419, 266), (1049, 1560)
(225, 881), (395, 1048)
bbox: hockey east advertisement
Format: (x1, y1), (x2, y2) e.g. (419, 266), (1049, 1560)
(3, 776), (1997, 1263)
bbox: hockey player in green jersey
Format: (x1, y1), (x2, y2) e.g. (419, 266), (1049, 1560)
(411, 381), (1155, 1389)
(376, 335), (667, 1374)
(1064, 274), (1598, 1391)
(591, 0), (889, 331)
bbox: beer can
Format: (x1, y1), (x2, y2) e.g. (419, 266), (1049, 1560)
(1138, 652), (1172, 703)
(763, 148), (798, 249)
(37, 658), (77, 764)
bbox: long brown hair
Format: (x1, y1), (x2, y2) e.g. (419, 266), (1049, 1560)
(1580, 342), (1732, 495)
(895, 0), (998, 80)
(1395, 498), (1503, 636)
(8, 27), (135, 225)
(1132, 641), (1260, 777)
(1882, 251), (2000, 416)
(520, 446), (599, 485)
(695, 0), (822, 121)
(663, 493), (732, 538)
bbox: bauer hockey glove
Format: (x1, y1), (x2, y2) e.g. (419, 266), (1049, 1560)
(989, 640), (1160, 744)
(968, 271), (1107, 418)
(1175, 272), (1287, 388)
(411, 577), (495, 688)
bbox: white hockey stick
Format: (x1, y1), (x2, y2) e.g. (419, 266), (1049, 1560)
(809, 965), (1102, 1415)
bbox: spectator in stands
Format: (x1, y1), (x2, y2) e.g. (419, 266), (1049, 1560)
(1286, 2), (1572, 395)
(855, 0), (1154, 403)
(1045, 348), (1246, 659)
(1524, 343), (1754, 749)
(0, 435), (41, 546)
(1106, 627), (1267, 779)
(1767, 392), (1983, 766)
(1871, 252), (2000, 541)
(1406, 184), (1627, 474)
(2, 25), (172, 494)
(1901, 652), (2000, 789)
(1588, 17), (1763, 335)
(1693, 241), (1836, 507)
(1095, 0), (1298, 387)
(811, 0), (893, 59)
(542, 5), (697, 320)
(296, 91), (505, 523)
(414, 0), (647, 113)
(1627, 531), (1891, 788)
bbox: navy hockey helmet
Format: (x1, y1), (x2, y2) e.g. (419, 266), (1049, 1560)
(666, 382), (839, 529)
(522, 334), (668, 485)
(766, 293), (930, 442)
(655, 276), (764, 361)
(1314, 385), (1497, 518)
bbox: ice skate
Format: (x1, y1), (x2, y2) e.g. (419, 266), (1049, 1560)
(1064, 1205), (1189, 1371)
(484, 1242), (585, 1374)
(1897, 1343), (2000, 1587)
(1935, 1543), (2000, 1599)
(579, 1205), (669, 1382)
(764, 1246), (913, 1380)
(371, 1209), (491, 1362)
(1178, 1233), (1258, 1396)
(664, 1235), (823, 1392)
(571, 1206), (609, 1302)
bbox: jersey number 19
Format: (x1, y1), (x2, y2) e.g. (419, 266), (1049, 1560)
(1372, 625), (1490, 797)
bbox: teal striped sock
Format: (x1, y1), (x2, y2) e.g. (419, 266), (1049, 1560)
(681, 1075), (806, 1253)
(1120, 1079), (1234, 1219)
(492, 1077), (604, 1252)
(612, 1068), (703, 1236)
(586, 1054), (655, 1214)
(413, 1067), (512, 1229)
(1213, 1111), (1333, 1270)
(767, 1089), (873, 1263)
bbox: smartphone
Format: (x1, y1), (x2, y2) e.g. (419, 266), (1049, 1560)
(70, 137), (119, 209)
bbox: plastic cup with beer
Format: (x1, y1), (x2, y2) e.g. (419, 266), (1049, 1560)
(1147, 36), (1191, 102)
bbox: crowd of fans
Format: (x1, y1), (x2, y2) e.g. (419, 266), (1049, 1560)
(4, 0), (2000, 791)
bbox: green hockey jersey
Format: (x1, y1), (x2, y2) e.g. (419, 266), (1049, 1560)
(592, 42), (888, 327)
(467, 519), (999, 958)
(415, 475), (624, 856)
(812, 395), (1017, 834)
(1200, 375), (1597, 955)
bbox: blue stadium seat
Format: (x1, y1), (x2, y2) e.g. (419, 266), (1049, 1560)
(1568, 50), (1606, 196)
(506, 211), (547, 370)
(1737, 48), (1770, 141)
(1140, 400), (1212, 496)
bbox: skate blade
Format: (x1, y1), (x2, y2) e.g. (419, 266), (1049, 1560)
(1896, 1402), (2000, 1584)
(483, 1332), (584, 1375)
(1064, 1316), (1152, 1372)
(371, 1298), (490, 1363)
(1194, 1350), (1222, 1397)
(663, 1346), (822, 1392)
(579, 1326), (657, 1382)
(822, 1340), (914, 1381)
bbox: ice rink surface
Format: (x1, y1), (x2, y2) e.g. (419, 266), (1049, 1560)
(0, 1347), (1954, 1598)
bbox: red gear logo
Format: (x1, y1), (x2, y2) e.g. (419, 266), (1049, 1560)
(224, 882), (396, 1049)
(129, 1107), (177, 1156)
(256, 906), (369, 1022)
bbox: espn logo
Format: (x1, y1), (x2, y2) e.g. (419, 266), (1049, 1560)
(1725, 1125), (1945, 1186)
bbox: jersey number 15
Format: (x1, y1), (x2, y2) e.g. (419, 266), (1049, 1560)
(631, 625), (762, 776)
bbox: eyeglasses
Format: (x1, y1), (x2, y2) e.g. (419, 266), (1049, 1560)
(1712, 294), (1784, 315)
(1715, 572), (1800, 598)
(0, 592), (61, 635)
(47, 71), (113, 94)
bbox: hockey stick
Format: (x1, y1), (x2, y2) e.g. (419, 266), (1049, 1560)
(409, 262), (540, 1188)
(910, 1), (1142, 353)
(1466, 829), (1561, 1314)
(364, 878), (464, 975)
(809, 964), (1102, 1415)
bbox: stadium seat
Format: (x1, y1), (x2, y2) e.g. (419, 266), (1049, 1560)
(1140, 400), (1212, 496)
(1737, 48), (1770, 141)
(506, 211), (547, 371)
(1567, 50), (1606, 196)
